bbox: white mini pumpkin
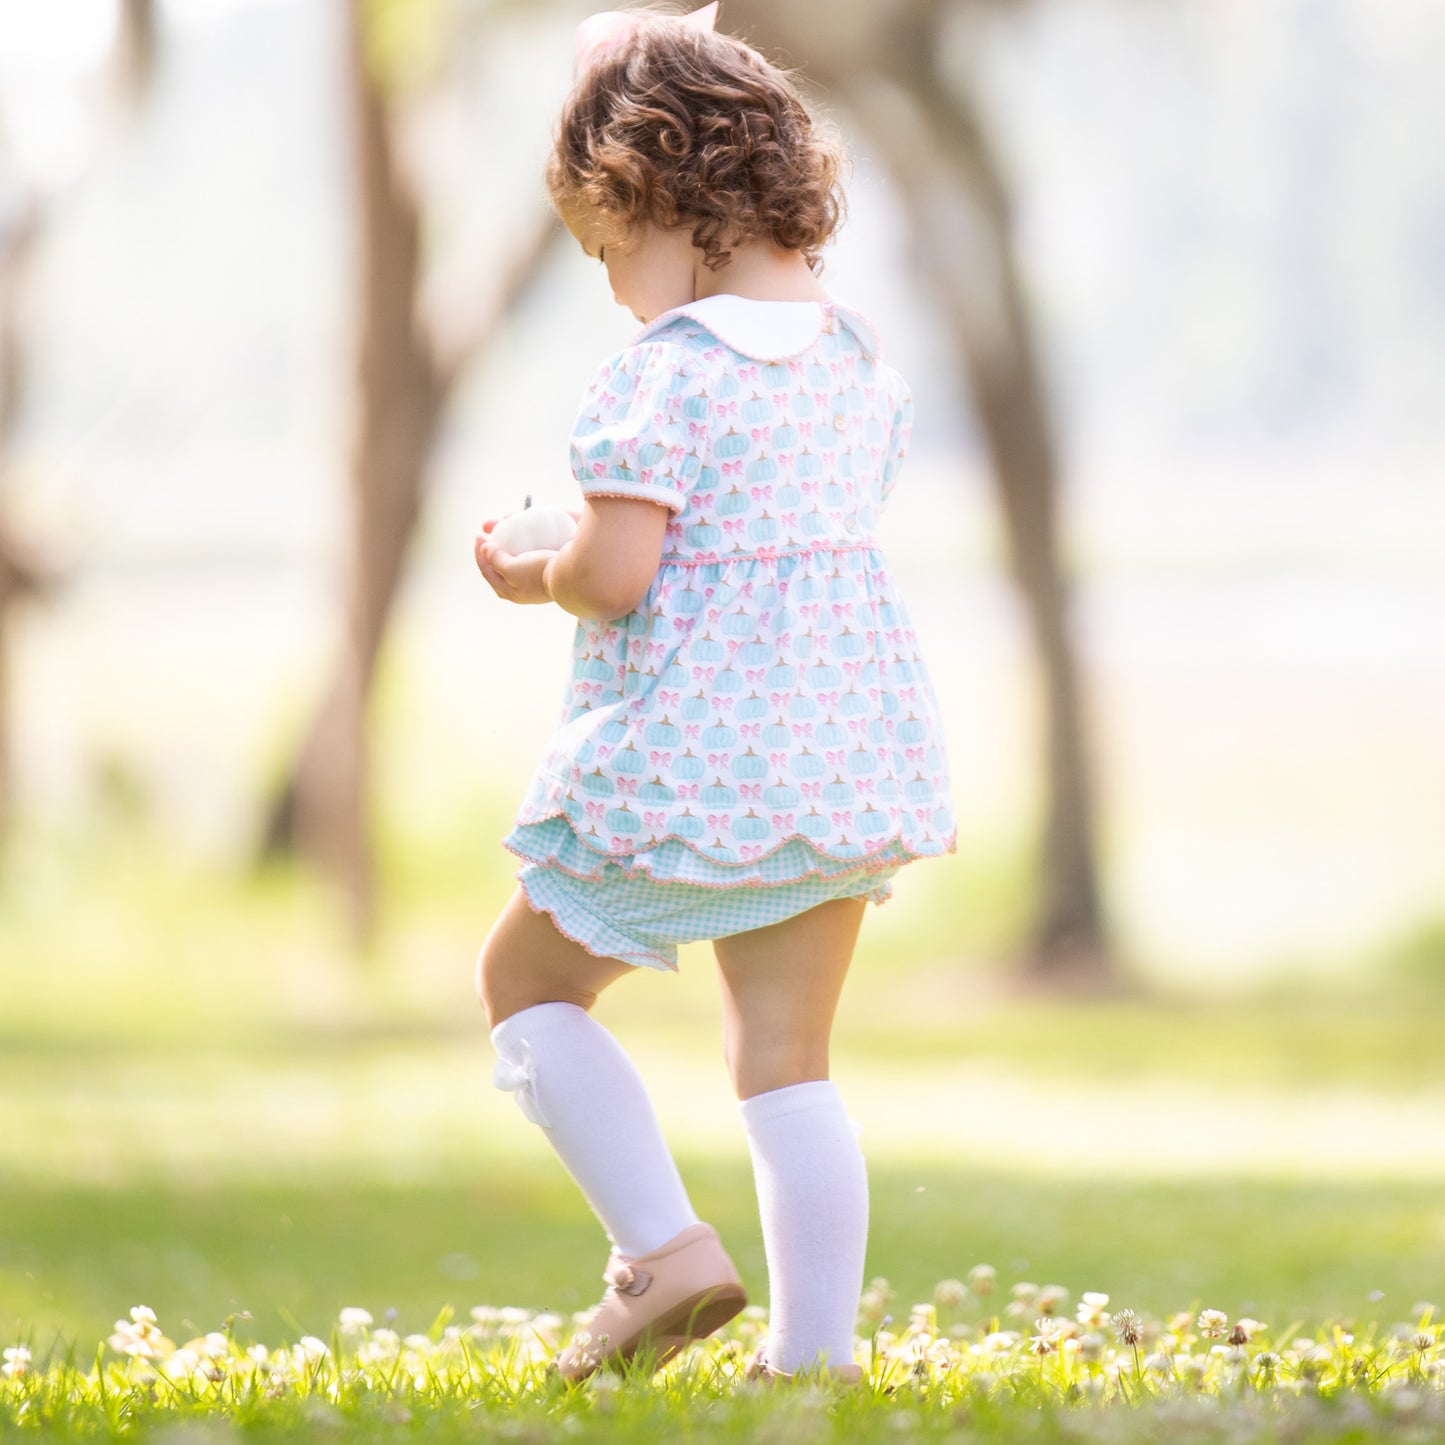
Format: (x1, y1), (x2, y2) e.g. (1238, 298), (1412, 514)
(489, 496), (578, 553)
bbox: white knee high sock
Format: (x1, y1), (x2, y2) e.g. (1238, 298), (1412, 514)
(740, 1080), (868, 1373)
(490, 1002), (698, 1260)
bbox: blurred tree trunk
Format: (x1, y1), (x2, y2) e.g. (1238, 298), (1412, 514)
(116, 0), (160, 101)
(725, 0), (1113, 988)
(0, 194), (45, 832)
(259, 0), (558, 939)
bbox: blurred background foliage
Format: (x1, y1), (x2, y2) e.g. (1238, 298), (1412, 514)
(2, 0), (1444, 1354)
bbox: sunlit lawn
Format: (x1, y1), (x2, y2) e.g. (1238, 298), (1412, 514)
(3, 809), (1444, 1437)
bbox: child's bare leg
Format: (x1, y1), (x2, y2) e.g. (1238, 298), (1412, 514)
(478, 887), (699, 1258)
(713, 898), (869, 1375)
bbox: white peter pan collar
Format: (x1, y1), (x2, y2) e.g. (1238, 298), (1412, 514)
(634, 294), (882, 361)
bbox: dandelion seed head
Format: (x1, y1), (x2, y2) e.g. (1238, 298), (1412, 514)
(1112, 1309), (1141, 1346)
(1038, 1286), (1069, 1317)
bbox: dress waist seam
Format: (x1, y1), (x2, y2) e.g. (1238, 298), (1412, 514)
(659, 541), (879, 568)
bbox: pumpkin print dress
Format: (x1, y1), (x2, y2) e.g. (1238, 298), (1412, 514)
(504, 294), (955, 970)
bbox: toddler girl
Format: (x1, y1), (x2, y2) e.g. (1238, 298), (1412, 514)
(474, 1), (955, 1384)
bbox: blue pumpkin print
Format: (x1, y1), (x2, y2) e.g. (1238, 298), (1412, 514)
(807, 362), (830, 389)
(807, 660), (843, 690)
(703, 838), (739, 863)
(675, 749), (705, 779)
(833, 627), (865, 657)
(793, 748), (824, 777)
(857, 659), (881, 687)
(892, 656), (917, 684)
(575, 411), (603, 436)
(703, 722), (737, 749)
(773, 603), (797, 630)
(638, 440), (667, 468)
(749, 512), (779, 543)
(763, 718), (791, 749)
(640, 774), (675, 804)
(737, 690), (767, 720)
(681, 690), (709, 720)
(776, 480), (801, 508)
(718, 485), (749, 516)
(713, 666), (742, 693)
(588, 437), (614, 461)
(795, 571), (825, 601)
(773, 422), (798, 451)
(866, 416), (885, 444)
(824, 479), (848, 507)
(583, 767), (615, 797)
(599, 716), (629, 742)
(796, 448), (822, 477)
(678, 451), (701, 480)
(794, 629), (813, 660)
(816, 717), (846, 747)
(645, 716), (681, 747)
(612, 366), (637, 396)
(676, 584), (705, 615)
(869, 718), (891, 745)
(823, 774), (852, 804)
(687, 521), (721, 548)
(606, 803), (641, 834)
(767, 661), (797, 689)
(717, 372), (741, 398)
(877, 600), (898, 626)
(703, 778), (738, 808)
(764, 779), (799, 807)
(673, 807), (705, 838)
(876, 774), (900, 801)
(740, 635), (771, 666)
(722, 605), (752, 636)
(857, 805), (889, 837)
(848, 745), (878, 776)
(788, 691), (817, 719)
(753, 582), (779, 609)
(684, 391), (710, 420)
(732, 748), (768, 781)
(743, 392), (773, 424)
(717, 428), (748, 458)
(748, 454), (777, 484)
(932, 805), (951, 833)
(904, 774), (931, 804)
(813, 422), (839, 450)
(762, 362), (791, 388)
(732, 808), (769, 840)
(662, 661), (689, 689)
(588, 654), (617, 682)
(575, 738), (596, 765)
(879, 691), (900, 716)
(798, 807), (829, 838)
(699, 464), (720, 489)
(897, 712), (926, 744)
(828, 571), (857, 601)
(792, 387), (814, 418)
(693, 632), (724, 662)
(802, 508), (828, 538)
(614, 742), (645, 774)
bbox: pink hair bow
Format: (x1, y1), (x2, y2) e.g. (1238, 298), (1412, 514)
(575, 3), (719, 72)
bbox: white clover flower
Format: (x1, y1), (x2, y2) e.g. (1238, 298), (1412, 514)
(469, 1306), (500, 1327)
(1078, 1332), (1105, 1364)
(1255, 1351), (1281, 1373)
(295, 1336), (330, 1361)
(402, 1334), (433, 1354)
(968, 1265), (997, 1296)
(1038, 1285), (1069, 1317)
(934, 1279), (967, 1309)
(1112, 1309), (1141, 1346)
(2, 1346), (31, 1379)
(1197, 1309), (1229, 1338)
(983, 1331), (1020, 1352)
(1076, 1292), (1111, 1329)
(130, 1307), (158, 1326)
(1029, 1320), (1061, 1356)
(247, 1344), (270, 1365)
(339, 1308), (373, 1331)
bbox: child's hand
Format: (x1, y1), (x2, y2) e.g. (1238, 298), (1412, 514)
(475, 525), (557, 606)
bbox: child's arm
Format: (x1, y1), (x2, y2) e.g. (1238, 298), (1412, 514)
(475, 496), (668, 622)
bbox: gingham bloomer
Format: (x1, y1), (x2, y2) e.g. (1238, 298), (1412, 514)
(505, 294), (956, 923)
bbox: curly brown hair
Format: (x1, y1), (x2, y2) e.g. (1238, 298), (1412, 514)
(546, 12), (845, 272)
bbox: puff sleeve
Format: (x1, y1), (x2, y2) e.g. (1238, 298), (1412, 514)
(568, 342), (710, 514)
(878, 384), (914, 508)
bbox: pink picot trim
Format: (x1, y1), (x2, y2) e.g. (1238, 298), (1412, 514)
(505, 806), (955, 888)
(581, 488), (683, 512)
(514, 865), (680, 973)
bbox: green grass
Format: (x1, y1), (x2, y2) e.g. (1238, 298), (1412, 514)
(3, 814), (1445, 1437)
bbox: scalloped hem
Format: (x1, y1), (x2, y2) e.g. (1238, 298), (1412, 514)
(506, 807), (954, 886)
